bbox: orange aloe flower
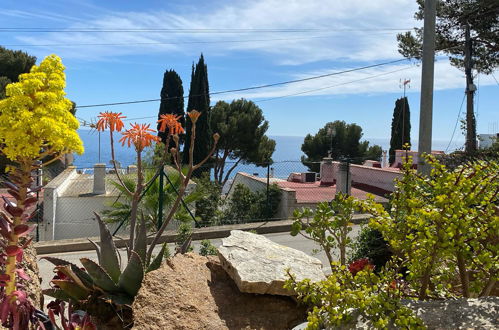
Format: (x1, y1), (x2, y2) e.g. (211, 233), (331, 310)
(119, 123), (159, 152)
(187, 110), (201, 123)
(96, 111), (126, 132)
(157, 114), (185, 135)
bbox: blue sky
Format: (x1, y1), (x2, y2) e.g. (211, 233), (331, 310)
(1, 0), (498, 150)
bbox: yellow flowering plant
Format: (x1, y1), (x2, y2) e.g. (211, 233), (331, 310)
(0, 55), (83, 329)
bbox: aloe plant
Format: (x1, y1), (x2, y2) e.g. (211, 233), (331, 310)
(44, 111), (218, 327)
(42, 214), (168, 327)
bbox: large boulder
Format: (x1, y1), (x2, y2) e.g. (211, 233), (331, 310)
(293, 297), (499, 329)
(133, 253), (306, 330)
(217, 230), (326, 296)
(404, 297), (498, 329)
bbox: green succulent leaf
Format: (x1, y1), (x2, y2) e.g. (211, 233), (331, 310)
(42, 288), (73, 302)
(119, 251), (144, 297)
(100, 293), (134, 306)
(146, 242), (167, 273)
(80, 258), (120, 292)
(94, 212), (122, 283)
(52, 280), (89, 301)
(42, 256), (95, 289)
(134, 214), (147, 265)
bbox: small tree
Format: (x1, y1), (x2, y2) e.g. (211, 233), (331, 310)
(363, 156), (499, 299)
(291, 193), (362, 269)
(210, 99), (276, 186)
(389, 97), (411, 165)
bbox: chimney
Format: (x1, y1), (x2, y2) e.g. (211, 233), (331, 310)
(335, 162), (351, 195)
(320, 157), (334, 186)
(93, 164), (106, 194)
(127, 165), (137, 174)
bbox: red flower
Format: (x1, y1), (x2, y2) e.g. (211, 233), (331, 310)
(157, 114), (184, 135)
(96, 112), (126, 132)
(348, 258), (374, 276)
(119, 123), (159, 152)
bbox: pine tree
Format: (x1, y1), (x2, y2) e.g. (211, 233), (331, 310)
(157, 69), (184, 145)
(183, 54), (211, 175)
(389, 97), (411, 165)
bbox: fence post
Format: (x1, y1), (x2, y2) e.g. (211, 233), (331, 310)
(157, 166), (164, 230)
(266, 163), (270, 220)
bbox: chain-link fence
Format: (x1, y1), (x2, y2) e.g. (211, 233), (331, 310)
(9, 155), (410, 241)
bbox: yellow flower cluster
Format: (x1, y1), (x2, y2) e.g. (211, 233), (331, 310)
(0, 55), (83, 161)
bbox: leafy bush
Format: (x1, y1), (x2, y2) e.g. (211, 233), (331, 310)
(199, 239), (218, 256)
(285, 262), (425, 329)
(349, 226), (392, 272)
(193, 173), (223, 226)
(363, 156), (499, 299)
(291, 193), (361, 269)
(221, 183), (281, 224)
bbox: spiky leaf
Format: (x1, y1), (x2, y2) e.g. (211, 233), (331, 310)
(80, 258), (120, 292)
(134, 214), (147, 265)
(100, 293), (134, 306)
(94, 212), (121, 283)
(52, 280), (89, 301)
(55, 265), (92, 291)
(87, 239), (101, 261)
(42, 257), (94, 289)
(42, 288), (73, 302)
(146, 243), (167, 273)
(118, 251), (144, 297)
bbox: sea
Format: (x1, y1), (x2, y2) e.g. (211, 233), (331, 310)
(73, 129), (465, 179)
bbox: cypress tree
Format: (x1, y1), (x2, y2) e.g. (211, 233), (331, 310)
(157, 69), (184, 145)
(389, 97), (411, 165)
(183, 54), (211, 175)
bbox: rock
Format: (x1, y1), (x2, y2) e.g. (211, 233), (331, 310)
(133, 253), (306, 330)
(217, 230), (326, 296)
(298, 297), (499, 329)
(404, 297), (499, 329)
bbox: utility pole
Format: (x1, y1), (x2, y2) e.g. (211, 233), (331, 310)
(464, 22), (477, 152)
(418, 0), (436, 175)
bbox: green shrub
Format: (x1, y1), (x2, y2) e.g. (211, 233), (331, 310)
(285, 262), (425, 329)
(291, 193), (361, 268)
(363, 156), (499, 299)
(221, 183), (281, 224)
(194, 173), (223, 225)
(199, 239), (218, 256)
(349, 226), (392, 272)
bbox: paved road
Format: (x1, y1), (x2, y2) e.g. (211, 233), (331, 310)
(38, 226), (361, 290)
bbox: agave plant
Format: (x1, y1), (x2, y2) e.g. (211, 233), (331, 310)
(42, 214), (167, 328)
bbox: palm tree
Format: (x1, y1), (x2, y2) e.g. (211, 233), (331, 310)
(102, 167), (200, 230)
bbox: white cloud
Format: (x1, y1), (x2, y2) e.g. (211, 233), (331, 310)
(14, 0), (419, 62)
(212, 60), (498, 101)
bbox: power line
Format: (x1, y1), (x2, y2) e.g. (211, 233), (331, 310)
(491, 72), (499, 86)
(255, 65), (415, 102)
(75, 58), (409, 109)
(445, 92), (466, 153)
(78, 63), (416, 125)
(0, 35), (349, 47)
(0, 27), (413, 33)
